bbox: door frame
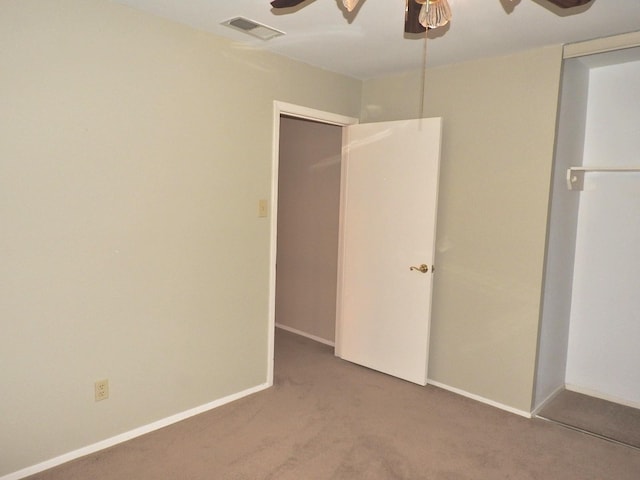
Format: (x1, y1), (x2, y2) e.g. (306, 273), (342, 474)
(267, 101), (358, 386)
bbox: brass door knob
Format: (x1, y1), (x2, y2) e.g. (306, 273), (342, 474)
(409, 264), (429, 273)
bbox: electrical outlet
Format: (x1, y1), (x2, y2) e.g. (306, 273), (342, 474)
(95, 379), (109, 402)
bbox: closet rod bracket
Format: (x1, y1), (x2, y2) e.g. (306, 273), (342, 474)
(567, 168), (585, 190)
(567, 166), (640, 191)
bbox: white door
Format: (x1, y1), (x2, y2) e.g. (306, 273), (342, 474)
(336, 118), (442, 385)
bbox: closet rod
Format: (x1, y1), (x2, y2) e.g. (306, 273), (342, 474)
(566, 166), (640, 191)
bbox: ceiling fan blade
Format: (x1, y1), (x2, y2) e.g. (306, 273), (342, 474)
(405, 0), (426, 34)
(270, 0), (307, 8)
(545, 0), (593, 7)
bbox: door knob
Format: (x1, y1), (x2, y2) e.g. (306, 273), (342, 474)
(409, 264), (429, 273)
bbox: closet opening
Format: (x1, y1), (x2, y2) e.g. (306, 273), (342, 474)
(534, 45), (640, 448)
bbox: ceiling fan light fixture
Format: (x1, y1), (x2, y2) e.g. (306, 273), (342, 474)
(342, 0), (361, 13)
(419, 0), (452, 30)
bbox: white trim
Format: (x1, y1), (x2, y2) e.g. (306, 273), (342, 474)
(563, 31), (640, 59)
(268, 101), (358, 384)
(334, 128), (349, 359)
(531, 384), (565, 417)
(2, 383), (269, 480)
(274, 101), (359, 127)
(427, 380), (532, 419)
(565, 384), (640, 410)
(275, 323), (335, 347)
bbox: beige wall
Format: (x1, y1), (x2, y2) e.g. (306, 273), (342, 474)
(362, 46), (564, 412)
(0, 0), (566, 473)
(0, 0), (360, 475)
(275, 118), (342, 343)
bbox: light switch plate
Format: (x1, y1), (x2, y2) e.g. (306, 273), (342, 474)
(258, 199), (268, 217)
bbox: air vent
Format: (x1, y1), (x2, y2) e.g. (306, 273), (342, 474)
(221, 17), (285, 40)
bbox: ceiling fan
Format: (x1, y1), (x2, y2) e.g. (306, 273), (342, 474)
(270, 0), (595, 34)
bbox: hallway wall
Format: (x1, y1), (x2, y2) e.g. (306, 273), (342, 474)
(275, 117), (342, 343)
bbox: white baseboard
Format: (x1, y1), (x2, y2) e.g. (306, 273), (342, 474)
(530, 384), (565, 417)
(565, 384), (640, 410)
(275, 323), (335, 347)
(2, 383), (270, 480)
(427, 380), (532, 419)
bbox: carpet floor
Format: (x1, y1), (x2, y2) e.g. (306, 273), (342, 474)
(537, 389), (640, 449)
(26, 329), (640, 479)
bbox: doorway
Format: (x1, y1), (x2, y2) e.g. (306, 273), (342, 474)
(266, 102), (358, 386)
(268, 104), (442, 388)
(274, 115), (342, 345)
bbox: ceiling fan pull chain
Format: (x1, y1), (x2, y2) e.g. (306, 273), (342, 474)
(420, 22), (428, 119)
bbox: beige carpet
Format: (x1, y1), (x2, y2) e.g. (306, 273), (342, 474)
(26, 329), (640, 479)
(537, 389), (640, 449)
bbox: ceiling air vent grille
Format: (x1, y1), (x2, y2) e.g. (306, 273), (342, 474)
(221, 17), (285, 40)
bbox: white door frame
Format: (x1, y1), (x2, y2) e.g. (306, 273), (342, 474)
(267, 101), (358, 386)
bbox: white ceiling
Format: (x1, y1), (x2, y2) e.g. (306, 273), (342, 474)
(114, 0), (640, 79)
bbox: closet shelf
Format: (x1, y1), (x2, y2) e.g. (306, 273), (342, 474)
(566, 166), (640, 191)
